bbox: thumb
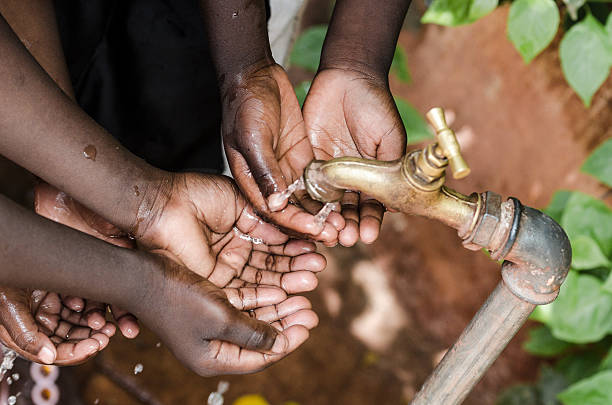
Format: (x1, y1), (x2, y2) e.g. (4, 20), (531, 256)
(0, 290), (57, 364)
(218, 303), (288, 354)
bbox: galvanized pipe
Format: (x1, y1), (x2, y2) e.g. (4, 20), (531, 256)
(410, 281), (535, 405)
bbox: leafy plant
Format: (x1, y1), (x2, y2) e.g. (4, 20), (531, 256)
(289, 25), (432, 145)
(497, 139), (612, 404)
(421, 0), (612, 106)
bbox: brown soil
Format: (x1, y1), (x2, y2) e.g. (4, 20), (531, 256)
(1, 4), (610, 405)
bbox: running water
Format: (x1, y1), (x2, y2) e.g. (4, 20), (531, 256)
(267, 178), (305, 211)
(314, 202), (338, 227)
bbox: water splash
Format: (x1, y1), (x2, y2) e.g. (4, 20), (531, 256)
(207, 381), (230, 405)
(233, 227), (263, 245)
(0, 348), (17, 380)
(133, 363), (143, 375)
(314, 202), (338, 227)
(268, 178), (305, 211)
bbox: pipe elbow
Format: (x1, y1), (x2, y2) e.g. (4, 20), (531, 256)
(501, 204), (572, 305)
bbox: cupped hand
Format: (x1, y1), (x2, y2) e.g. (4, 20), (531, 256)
(220, 61), (344, 245)
(0, 288), (116, 365)
(302, 67), (407, 246)
(137, 173), (327, 287)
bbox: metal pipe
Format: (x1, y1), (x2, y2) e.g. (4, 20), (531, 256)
(411, 281), (535, 405)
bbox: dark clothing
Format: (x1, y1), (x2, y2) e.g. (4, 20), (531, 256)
(55, 0), (224, 173)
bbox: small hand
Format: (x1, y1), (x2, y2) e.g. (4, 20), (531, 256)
(138, 173), (327, 287)
(303, 67), (406, 246)
(221, 62), (344, 245)
(0, 288), (116, 365)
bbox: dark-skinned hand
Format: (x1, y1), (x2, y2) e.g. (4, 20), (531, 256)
(220, 62), (345, 246)
(303, 67), (406, 246)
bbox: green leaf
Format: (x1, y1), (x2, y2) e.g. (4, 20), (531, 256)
(290, 25), (327, 72)
(572, 234), (611, 270)
(544, 190), (573, 223)
(548, 272), (612, 343)
(606, 13), (612, 39)
(560, 15), (612, 107)
(294, 81), (311, 108)
(601, 271), (612, 294)
(390, 46), (411, 83)
(531, 302), (555, 323)
(556, 351), (602, 384)
(507, 0), (560, 63)
(561, 192), (612, 257)
(558, 370), (612, 405)
(524, 325), (572, 357)
(563, 0), (586, 21)
(393, 97), (434, 144)
(421, 0), (498, 27)
(599, 347), (612, 371)
(581, 138), (612, 188)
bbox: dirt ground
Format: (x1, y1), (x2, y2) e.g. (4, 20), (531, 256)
(1, 3), (611, 405)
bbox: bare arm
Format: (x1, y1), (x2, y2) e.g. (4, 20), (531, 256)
(0, 13), (164, 234)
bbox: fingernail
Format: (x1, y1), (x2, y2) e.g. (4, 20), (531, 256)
(271, 334), (288, 354)
(38, 346), (56, 364)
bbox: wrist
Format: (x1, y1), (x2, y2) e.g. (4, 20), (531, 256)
(127, 169), (175, 240)
(317, 58), (389, 85)
(218, 57), (277, 98)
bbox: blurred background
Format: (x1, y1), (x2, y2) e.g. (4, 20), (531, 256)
(1, 0), (611, 404)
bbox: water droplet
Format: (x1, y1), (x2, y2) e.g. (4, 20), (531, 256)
(7, 396), (16, 405)
(11, 373), (19, 381)
(94, 399), (100, 405)
(83, 145), (97, 161)
(0, 349), (17, 380)
(133, 185), (140, 196)
(232, 11), (239, 18)
(155, 342), (161, 348)
(133, 363), (143, 375)
(233, 227), (263, 245)
(268, 178), (305, 211)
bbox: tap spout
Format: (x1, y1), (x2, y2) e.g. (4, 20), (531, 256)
(303, 156), (480, 236)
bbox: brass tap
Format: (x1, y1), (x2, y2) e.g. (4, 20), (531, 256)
(426, 107), (471, 179)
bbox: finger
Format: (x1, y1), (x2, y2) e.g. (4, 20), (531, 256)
(61, 296), (84, 312)
(110, 305), (139, 339)
(252, 296), (312, 323)
(82, 301), (107, 330)
(276, 309), (319, 330)
(235, 206), (289, 246)
(239, 267), (318, 294)
(204, 325), (309, 375)
(215, 304), (287, 354)
(297, 190), (345, 232)
(0, 325), (57, 364)
(224, 287), (287, 310)
(54, 339), (100, 366)
(248, 251), (326, 272)
(0, 289), (57, 364)
(358, 196), (385, 244)
(338, 192), (360, 247)
(227, 148), (338, 243)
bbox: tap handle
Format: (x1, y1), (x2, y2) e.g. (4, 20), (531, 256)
(426, 107), (471, 179)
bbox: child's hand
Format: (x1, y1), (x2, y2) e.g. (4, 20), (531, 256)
(135, 173), (327, 288)
(0, 288), (116, 365)
(132, 254), (317, 376)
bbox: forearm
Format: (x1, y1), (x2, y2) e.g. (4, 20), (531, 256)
(0, 193), (154, 309)
(320, 0), (411, 77)
(0, 14), (166, 233)
(0, 0), (74, 99)
(198, 0), (273, 86)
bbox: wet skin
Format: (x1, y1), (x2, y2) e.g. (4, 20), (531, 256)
(0, 14), (320, 372)
(302, 0), (411, 247)
(200, 0), (410, 246)
(0, 190), (319, 374)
